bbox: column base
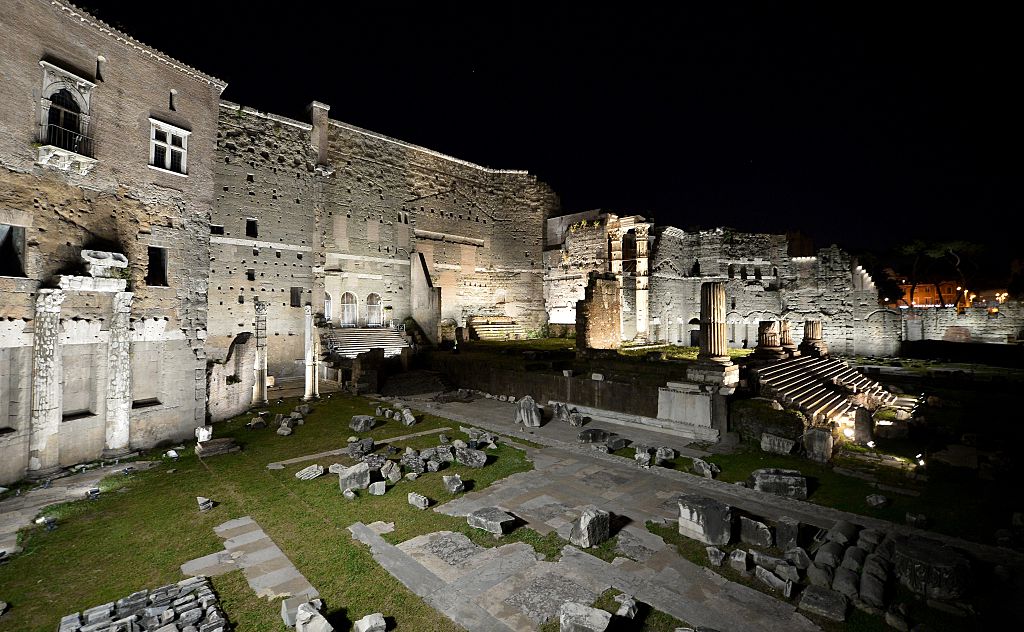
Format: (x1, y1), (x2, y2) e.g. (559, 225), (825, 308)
(782, 344), (801, 358)
(754, 346), (789, 361)
(799, 340), (829, 357)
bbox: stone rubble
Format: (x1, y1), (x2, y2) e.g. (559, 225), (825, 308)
(740, 516), (774, 547)
(760, 432), (796, 455)
(612, 593), (638, 619)
(467, 507), (515, 536)
(558, 601), (611, 632)
(514, 395), (543, 427)
(295, 600), (333, 632)
(338, 462), (371, 491)
(57, 576), (226, 632)
(748, 468), (807, 499)
(408, 492), (430, 510)
(677, 495), (732, 545)
(401, 408), (417, 426)
(568, 506), (610, 548)
(368, 481), (386, 496)
(443, 474), (465, 494)
(195, 437), (240, 458)
(755, 565), (793, 598)
(654, 446), (675, 465)
(295, 464), (324, 481)
(798, 585), (848, 622)
(353, 612), (386, 632)
(691, 458), (720, 479)
(454, 447), (487, 468)
(705, 546), (726, 567)
(349, 415), (375, 433)
(196, 496), (213, 512)
(348, 438), (375, 458)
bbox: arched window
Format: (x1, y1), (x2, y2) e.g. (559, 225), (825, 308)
(366, 293), (383, 327)
(340, 292), (357, 327)
(691, 260), (701, 276)
(324, 292), (333, 321)
(46, 89), (83, 152)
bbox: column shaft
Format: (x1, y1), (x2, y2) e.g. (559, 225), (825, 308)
(698, 281), (728, 361)
(303, 305), (318, 400)
(28, 289), (65, 478)
(253, 301), (268, 406)
(103, 292), (134, 457)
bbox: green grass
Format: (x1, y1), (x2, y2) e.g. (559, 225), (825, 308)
(0, 394), (536, 632)
(616, 345), (753, 361)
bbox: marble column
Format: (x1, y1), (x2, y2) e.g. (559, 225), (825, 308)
(634, 224), (650, 340)
(103, 291), (134, 458)
(303, 304), (319, 400)
(252, 300), (268, 406)
(799, 319), (829, 357)
(27, 289), (65, 479)
(779, 319), (800, 357)
(607, 227), (625, 341)
(698, 281), (729, 362)
(754, 319), (787, 361)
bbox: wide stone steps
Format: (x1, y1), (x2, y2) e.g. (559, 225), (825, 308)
(321, 328), (409, 359)
(755, 356), (910, 422)
(470, 322), (528, 341)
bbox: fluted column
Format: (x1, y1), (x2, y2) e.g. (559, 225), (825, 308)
(303, 304), (319, 400)
(757, 321), (779, 348)
(799, 319), (829, 357)
(252, 300), (268, 406)
(103, 291), (134, 457)
(779, 319), (800, 357)
(28, 289), (65, 479)
(698, 281), (728, 362)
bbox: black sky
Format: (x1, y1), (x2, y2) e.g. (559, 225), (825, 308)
(78, 2), (1020, 257)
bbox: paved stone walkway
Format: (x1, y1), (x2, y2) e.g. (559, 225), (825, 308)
(266, 426), (452, 469)
(181, 516), (318, 601)
(0, 461), (156, 557)
(409, 396), (1024, 568)
(350, 522), (818, 632)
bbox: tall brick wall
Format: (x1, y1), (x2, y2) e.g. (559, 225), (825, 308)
(0, 0), (222, 483)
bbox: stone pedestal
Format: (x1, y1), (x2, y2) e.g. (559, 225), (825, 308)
(103, 291), (134, 458)
(252, 301), (268, 406)
(303, 305), (319, 401)
(27, 289), (65, 479)
(799, 320), (829, 357)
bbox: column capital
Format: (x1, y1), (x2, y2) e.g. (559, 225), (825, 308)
(36, 288), (66, 313)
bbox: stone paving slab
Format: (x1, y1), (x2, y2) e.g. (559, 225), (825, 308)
(182, 516), (318, 603)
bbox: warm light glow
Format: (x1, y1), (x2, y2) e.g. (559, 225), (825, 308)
(843, 428), (854, 439)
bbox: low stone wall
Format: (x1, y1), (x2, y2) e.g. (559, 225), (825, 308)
(430, 355), (659, 419)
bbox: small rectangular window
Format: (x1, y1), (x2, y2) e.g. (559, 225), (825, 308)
(0, 224), (27, 277)
(149, 118), (189, 175)
(246, 269), (255, 281)
(210, 225), (225, 235)
(290, 287), (303, 307)
(246, 219), (258, 238)
(146, 246), (168, 286)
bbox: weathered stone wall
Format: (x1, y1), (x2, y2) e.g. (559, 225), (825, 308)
(543, 212), (606, 325)
(906, 303), (1024, 344)
(207, 333), (257, 422)
(0, 1), (221, 483)
(576, 273), (621, 350)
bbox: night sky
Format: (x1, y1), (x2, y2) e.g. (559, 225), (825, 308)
(79, 2), (1019, 259)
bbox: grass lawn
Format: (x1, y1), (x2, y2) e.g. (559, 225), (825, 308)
(0, 394), (538, 632)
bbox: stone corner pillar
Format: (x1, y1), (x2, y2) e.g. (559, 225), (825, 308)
(103, 291), (134, 458)
(303, 304), (319, 401)
(27, 288), (66, 479)
(252, 300), (269, 406)
(799, 319), (829, 357)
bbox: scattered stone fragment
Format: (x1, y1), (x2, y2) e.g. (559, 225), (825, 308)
(338, 462), (371, 491)
(405, 472), (419, 481)
(197, 496), (213, 512)
(706, 546), (725, 567)
(832, 566), (860, 600)
(815, 541), (845, 568)
(295, 464), (324, 480)
(349, 415), (375, 433)
(559, 601), (611, 632)
(866, 494), (889, 508)
(760, 432), (796, 455)
(568, 411), (585, 427)
(353, 612), (386, 632)
(296, 601), (333, 632)
(467, 507), (514, 536)
(438, 434), (450, 444)
(798, 585), (848, 622)
(384, 409), (393, 419)
(569, 506), (610, 548)
(247, 417), (267, 430)
(375, 406), (384, 416)
(678, 495), (732, 545)
(748, 468), (807, 499)
(368, 481), (386, 496)
(454, 447), (487, 468)
(380, 460), (402, 484)
(635, 452), (652, 468)
(408, 492), (429, 510)
(277, 426), (293, 436)
(362, 453), (386, 470)
(514, 395), (543, 427)
(860, 569), (886, 609)
(827, 520), (860, 546)
(775, 562), (800, 582)
(841, 546), (867, 573)
(343, 489), (356, 500)
(884, 609), (909, 631)
(348, 438), (374, 458)
(755, 565), (793, 598)
(451, 439), (467, 449)
(892, 536), (971, 600)
(443, 474), (464, 494)
(654, 446), (675, 465)
(775, 516), (801, 550)
(401, 408), (417, 426)
(804, 427), (834, 462)
(905, 512), (928, 528)
(740, 516), (773, 547)
(728, 549), (748, 573)
(749, 549), (784, 568)
(426, 459), (441, 472)
(807, 562), (835, 588)
(785, 546), (811, 570)
(613, 593), (638, 619)
(328, 463), (345, 474)
(297, 404), (311, 415)
(691, 458), (720, 479)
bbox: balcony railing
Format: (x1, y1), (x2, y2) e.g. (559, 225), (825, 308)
(39, 123), (94, 158)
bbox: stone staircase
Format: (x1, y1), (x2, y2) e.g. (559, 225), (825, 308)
(468, 317), (528, 341)
(321, 328), (409, 359)
(755, 356), (917, 423)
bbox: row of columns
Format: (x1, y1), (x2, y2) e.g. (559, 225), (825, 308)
(28, 288), (135, 479)
(250, 301), (320, 407)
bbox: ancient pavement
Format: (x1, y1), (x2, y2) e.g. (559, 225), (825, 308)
(394, 394), (1024, 569)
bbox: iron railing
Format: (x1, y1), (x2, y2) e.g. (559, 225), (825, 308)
(39, 123), (94, 158)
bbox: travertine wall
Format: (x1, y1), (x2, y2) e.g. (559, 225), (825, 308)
(576, 273), (621, 350)
(207, 333), (256, 422)
(208, 103), (559, 378)
(906, 303), (1024, 344)
(0, 1), (222, 483)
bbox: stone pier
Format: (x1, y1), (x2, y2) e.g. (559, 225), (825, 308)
(27, 289), (65, 479)
(303, 305), (319, 401)
(103, 292), (134, 458)
(252, 301), (268, 406)
(799, 320), (829, 357)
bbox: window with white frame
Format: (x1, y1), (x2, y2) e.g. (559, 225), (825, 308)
(149, 118), (189, 175)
